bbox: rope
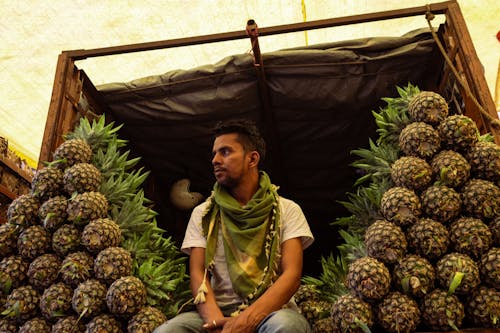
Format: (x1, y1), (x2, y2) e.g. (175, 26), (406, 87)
(425, 5), (500, 131)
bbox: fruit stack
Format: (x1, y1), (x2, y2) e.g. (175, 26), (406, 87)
(0, 117), (189, 332)
(298, 85), (500, 333)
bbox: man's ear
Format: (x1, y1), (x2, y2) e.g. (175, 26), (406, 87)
(248, 151), (260, 168)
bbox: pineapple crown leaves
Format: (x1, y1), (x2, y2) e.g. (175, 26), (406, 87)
(302, 253), (349, 303)
(122, 219), (185, 271)
(137, 257), (188, 295)
(372, 83), (419, 146)
(373, 105), (410, 147)
(92, 139), (140, 179)
(1, 300), (20, 318)
(333, 179), (388, 234)
(0, 276), (13, 295)
(354, 317), (373, 333)
(350, 139), (398, 186)
(110, 190), (157, 237)
(100, 168), (150, 205)
(135, 256), (191, 318)
(479, 132), (495, 142)
(448, 272), (465, 296)
(336, 229), (367, 261)
(65, 115), (126, 154)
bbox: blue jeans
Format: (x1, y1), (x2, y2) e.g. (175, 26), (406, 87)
(153, 308), (311, 333)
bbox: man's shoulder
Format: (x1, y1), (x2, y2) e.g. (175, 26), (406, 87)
(193, 199), (211, 211)
(278, 196), (301, 209)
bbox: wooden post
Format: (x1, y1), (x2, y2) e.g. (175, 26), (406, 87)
(445, 1), (500, 142)
(246, 19), (287, 189)
(39, 53), (84, 167)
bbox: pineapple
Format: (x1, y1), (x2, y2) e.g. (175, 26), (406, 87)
(298, 299), (331, 327)
(6, 193), (40, 227)
(460, 178), (500, 220)
(31, 166), (64, 201)
(480, 247), (500, 289)
(465, 286), (500, 328)
(27, 253), (61, 290)
(63, 163), (101, 195)
(390, 156), (433, 192)
(398, 121), (441, 159)
(436, 252), (480, 295)
(438, 114), (479, 151)
(18, 317), (51, 333)
(127, 306), (167, 333)
(17, 225), (51, 260)
(346, 256), (391, 302)
(52, 223), (82, 257)
(86, 313), (124, 333)
(3, 284), (40, 321)
(51, 315), (85, 333)
(293, 284), (320, 305)
(0, 255), (29, 293)
(449, 216), (492, 259)
(94, 247), (132, 284)
(71, 279), (107, 318)
(379, 186), (421, 227)
(330, 294), (374, 333)
(0, 318), (17, 333)
(420, 185), (461, 223)
(38, 195), (68, 231)
(490, 217), (500, 246)
(66, 191), (108, 226)
(0, 224), (19, 259)
(421, 288), (464, 331)
(81, 218), (122, 254)
(364, 220), (407, 265)
(52, 138), (92, 169)
(392, 254), (435, 299)
(312, 317), (334, 333)
(0, 255), (29, 294)
(465, 141), (500, 184)
(407, 218), (449, 261)
(39, 282), (73, 320)
(376, 291), (420, 333)
(59, 251), (94, 287)
(106, 276), (147, 317)
(431, 150), (470, 188)
(407, 90), (448, 126)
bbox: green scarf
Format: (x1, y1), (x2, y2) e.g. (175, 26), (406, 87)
(201, 171), (281, 307)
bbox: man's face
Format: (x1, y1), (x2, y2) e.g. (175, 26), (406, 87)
(211, 133), (251, 188)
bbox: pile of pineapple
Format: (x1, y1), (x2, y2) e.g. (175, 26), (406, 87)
(0, 117), (190, 332)
(297, 85), (500, 333)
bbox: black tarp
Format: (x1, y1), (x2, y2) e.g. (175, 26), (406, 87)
(98, 28), (443, 275)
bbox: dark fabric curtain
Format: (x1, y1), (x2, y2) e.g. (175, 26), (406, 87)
(98, 28), (443, 275)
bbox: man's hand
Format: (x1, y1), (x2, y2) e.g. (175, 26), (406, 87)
(202, 317), (231, 332)
(220, 312), (266, 333)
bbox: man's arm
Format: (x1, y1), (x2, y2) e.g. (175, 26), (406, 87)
(222, 237), (304, 333)
(190, 247), (225, 328)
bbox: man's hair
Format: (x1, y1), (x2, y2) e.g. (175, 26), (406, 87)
(213, 119), (266, 163)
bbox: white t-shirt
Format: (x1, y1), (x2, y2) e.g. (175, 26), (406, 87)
(182, 197), (314, 307)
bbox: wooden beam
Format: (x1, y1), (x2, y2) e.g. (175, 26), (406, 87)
(64, 1), (454, 60)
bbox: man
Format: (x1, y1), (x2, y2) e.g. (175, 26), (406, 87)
(155, 119), (314, 333)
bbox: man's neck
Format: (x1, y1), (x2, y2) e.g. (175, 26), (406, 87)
(230, 171), (260, 206)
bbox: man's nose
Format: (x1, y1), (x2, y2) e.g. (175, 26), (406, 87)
(212, 153), (220, 165)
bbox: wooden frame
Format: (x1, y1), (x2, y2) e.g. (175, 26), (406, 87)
(39, 0), (497, 166)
